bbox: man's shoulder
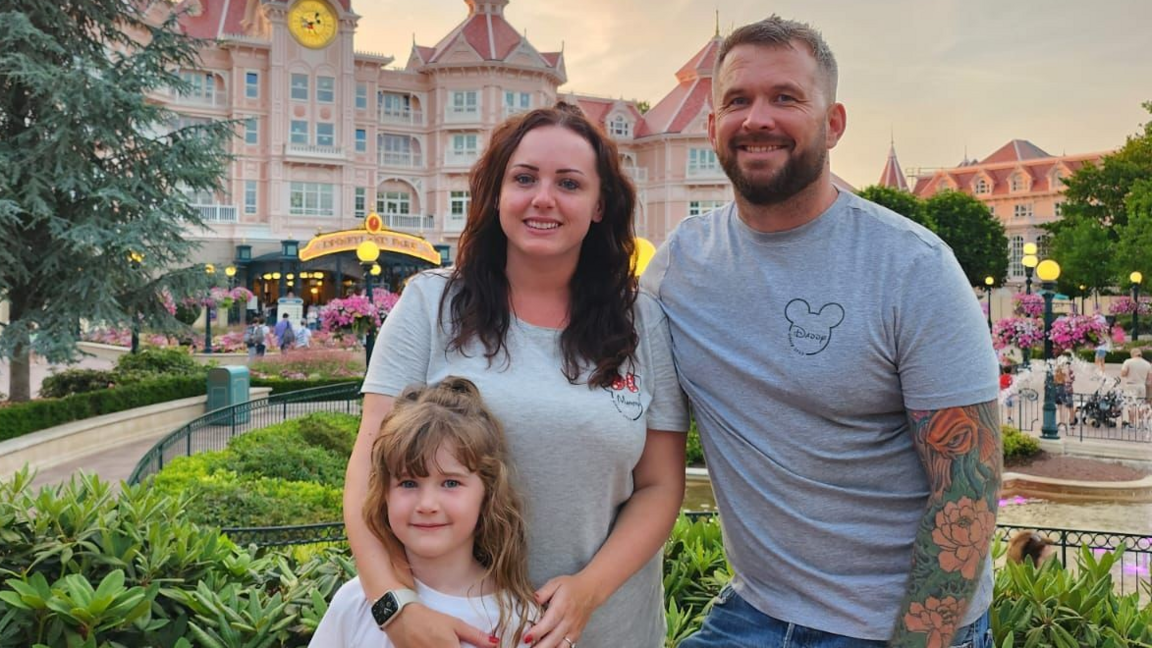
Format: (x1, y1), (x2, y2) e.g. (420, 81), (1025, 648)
(842, 192), (943, 251)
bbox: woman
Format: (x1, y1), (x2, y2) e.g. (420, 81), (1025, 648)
(346, 103), (689, 648)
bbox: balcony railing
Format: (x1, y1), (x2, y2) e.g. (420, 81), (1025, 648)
(445, 107), (480, 123)
(686, 166), (725, 180)
(379, 151), (423, 168)
(382, 213), (434, 231)
(192, 204), (238, 223)
(624, 166), (648, 183)
(378, 108), (423, 126)
(284, 143), (344, 160)
(445, 151), (479, 167)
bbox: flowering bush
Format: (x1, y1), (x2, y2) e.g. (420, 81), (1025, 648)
(992, 317), (1045, 351)
(309, 329), (362, 350)
(1108, 295), (1151, 316)
(249, 348), (365, 379)
(1011, 293), (1044, 318)
(182, 286), (254, 311)
(319, 288), (400, 337)
(1047, 314), (1108, 352)
(82, 328), (179, 348)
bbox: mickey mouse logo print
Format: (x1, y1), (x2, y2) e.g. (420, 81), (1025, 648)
(785, 299), (845, 356)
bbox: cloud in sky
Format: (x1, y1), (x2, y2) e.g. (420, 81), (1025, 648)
(354, 0), (1151, 188)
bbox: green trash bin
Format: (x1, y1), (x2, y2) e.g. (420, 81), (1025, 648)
(206, 366), (250, 424)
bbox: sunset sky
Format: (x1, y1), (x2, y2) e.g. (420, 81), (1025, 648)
(353, 0), (1152, 189)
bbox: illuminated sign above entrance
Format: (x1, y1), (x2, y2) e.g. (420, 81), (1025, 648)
(298, 229), (442, 265)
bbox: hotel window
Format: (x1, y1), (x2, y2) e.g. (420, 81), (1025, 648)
(244, 180), (257, 215)
(1010, 173), (1026, 192)
(317, 76), (335, 103)
(244, 117), (258, 145)
(974, 178), (989, 195)
(450, 90), (479, 116)
(377, 191), (411, 215)
(289, 120), (309, 145)
(503, 91), (531, 116)
(936, 181), (950, 194)
(354, 187), (367, 218)
(289, 182), (335, 216)
(244, 71), (259, 99)
(316, 123), (335, 147)
(1014, 203), (1033, 219)
(356, 83), (368, 110)
(380, 134), (412, 164)
(290, 73), (309, 101)
(688, 200), (726, 217)
(449, 191), (471, 223)
(609, 116), (632, 138)
(451, 134), (479, 159)
(178, 71), (215, 102)
(1054, 201), (1064, 216)
(381, 92), (412, 117)
(1010, 236), (1024, 277)
(687, 148), (719, 173)
(355, 128), (367, 152)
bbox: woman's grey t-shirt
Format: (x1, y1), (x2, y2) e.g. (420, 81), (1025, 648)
(362, 271), (689, 648)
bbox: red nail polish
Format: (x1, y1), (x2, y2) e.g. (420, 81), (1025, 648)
(488, 636), (499, 644)
(523, 635), (533, 644)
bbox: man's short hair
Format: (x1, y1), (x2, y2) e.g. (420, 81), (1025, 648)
(714, 15), (839, 102)
(1133, 348), (1144, 358)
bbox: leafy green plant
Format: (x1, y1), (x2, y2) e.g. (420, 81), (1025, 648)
(0, 469), (348, 647)
(685, 419), (704, 466)
(39, 368), (118, 398)
(115, 347), (203, 377)
(663, 515), (730, 646)
(1002, 424), (1042, 463)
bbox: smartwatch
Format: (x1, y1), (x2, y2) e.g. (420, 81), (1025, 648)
(371, 588), (420, 628)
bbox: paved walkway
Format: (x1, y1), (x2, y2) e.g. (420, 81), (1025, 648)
(0, 354), (115, 399)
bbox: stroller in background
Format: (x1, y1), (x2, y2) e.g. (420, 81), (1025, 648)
(1077, 376), (1124, 427)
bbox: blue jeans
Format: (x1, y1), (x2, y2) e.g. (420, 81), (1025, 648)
(679, 584), (992, 648)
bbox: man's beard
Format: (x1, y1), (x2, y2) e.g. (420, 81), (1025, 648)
(719, 130), (827, 206)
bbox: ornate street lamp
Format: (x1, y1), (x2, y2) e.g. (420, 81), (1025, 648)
(204, 263), (215, 354)
(1078, 284), (1087, 315)
(356, 240), (381, 365)
(1037, 259), (1061, 440)
(128, 251), (144, 354)
(983, 276), (994, 329)
(225, 265), (238, 325)
(1022, 249), (1038, 296)
(1131, 271), (1144, 342)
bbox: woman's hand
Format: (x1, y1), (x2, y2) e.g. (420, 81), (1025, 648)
(526, 573), (602, 648)
(385, 604), (495, 648)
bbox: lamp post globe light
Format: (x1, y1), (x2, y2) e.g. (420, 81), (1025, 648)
(1037, 259), (1061, 440)
(983, 276), (994, 329)
(204, 264), (215, 354)
(1132, 271), (1144, 342)
(1021, 252), (1038, 296)
(128, 252), (144, 354)
(356, 240), (382, 365)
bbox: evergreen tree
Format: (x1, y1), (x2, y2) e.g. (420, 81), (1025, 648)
(924, 190), (1009, 285)
(0, 1), (233, 401)
(857, 185), (934, 230)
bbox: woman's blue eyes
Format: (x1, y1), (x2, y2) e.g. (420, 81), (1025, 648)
(512, 174), (580, 190)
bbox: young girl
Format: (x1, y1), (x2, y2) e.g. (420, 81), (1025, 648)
(311, 377), (536, 647)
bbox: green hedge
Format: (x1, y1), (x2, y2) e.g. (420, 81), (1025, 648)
(1002, 425), (1042, 463)
(0, 375), (207, 443)
(251, 377), (363, 394)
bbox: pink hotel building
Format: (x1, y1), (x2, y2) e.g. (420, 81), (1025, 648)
(161, 0), (858, 302)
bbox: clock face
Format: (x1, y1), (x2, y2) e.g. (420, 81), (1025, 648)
(288, 0), (338, 49)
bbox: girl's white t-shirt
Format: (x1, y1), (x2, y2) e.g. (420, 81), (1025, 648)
(309, 576), (527, 648)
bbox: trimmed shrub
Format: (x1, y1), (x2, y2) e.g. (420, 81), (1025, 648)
(1002, 424), (1042, 463)
(0, 375), (207, 442)
(39, 369), (118, 399)
(115, 347), (202, 376)
(251, 376), (364, 394)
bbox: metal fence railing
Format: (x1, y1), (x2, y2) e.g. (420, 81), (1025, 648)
(127, 382), (363, 485)
(1001, 387), (1152, 443)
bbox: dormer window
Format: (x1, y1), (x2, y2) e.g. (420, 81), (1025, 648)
(609, 115), (632, 139)
(1051, 169), (1064, 190)
(1010, 173), (1027, 193)
(936, 180), (951, 194)
(974, 178), (989, 195)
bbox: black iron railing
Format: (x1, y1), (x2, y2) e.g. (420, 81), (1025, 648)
(1001, 387), (1152, 443)
(127, 381), (363, 485)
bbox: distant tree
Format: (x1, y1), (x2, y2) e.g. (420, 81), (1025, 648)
(0, 1), (233, 401)
(924, 191), (1009, 285)
(857, 185), (933, 230)
(1114, 178), (1152, 290)
(1047, 217), (1115, 298)
(635, 100), (651, 114)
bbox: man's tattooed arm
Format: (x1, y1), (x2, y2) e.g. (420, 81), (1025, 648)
(890, 401), (1001, 648)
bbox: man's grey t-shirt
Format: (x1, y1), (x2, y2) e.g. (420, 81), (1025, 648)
(362, 271), (689, 648)
(642, 191), (999, 639)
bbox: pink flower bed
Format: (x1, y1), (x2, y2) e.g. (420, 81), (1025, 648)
(1108, 296), (1151, 316)
(319, 288), (399, 337)
(1048, 314), (1108, 352)
(1011, 293), (1044, 318)
(992, 317), (1045, 351)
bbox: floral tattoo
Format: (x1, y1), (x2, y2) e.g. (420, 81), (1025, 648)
(892, 401), (1001, 648)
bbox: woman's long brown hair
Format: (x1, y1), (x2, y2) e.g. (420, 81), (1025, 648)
(364, 377), (536, 644)
(440, 102), (638, 388)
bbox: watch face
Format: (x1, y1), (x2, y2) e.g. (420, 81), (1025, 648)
(371, 591), (399, 626)
(287, 0), (338, 49)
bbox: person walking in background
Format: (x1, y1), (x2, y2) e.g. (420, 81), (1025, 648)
(1120, 347), (1151, 427)
(643, 15), (1000, 648)
(274, 312), (295, 355)
(295, 319), (312, 349)
(1054, 350), (1076, 427)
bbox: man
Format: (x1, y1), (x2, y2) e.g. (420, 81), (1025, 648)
(274, 312), (295, 354)
(1119, 347), (1150, 426)
(642, 15), (1001, 647)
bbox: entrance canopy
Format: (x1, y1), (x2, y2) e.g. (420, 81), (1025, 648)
(299, 229), (442, 265)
